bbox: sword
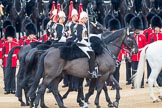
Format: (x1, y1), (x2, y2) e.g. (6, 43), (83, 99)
(86, 9), (90, 43)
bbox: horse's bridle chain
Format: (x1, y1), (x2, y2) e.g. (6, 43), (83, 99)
(101, 36), (120, 67)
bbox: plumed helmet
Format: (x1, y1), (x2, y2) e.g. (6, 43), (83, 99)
(151, 15), (162, 29)
(71, 9), (78, 17)
(146, 12), (155, 26)
(25, 22), (37, 36)
(108, 18), (121, 31)
(4, 25), (16, 39)
(79, 11), (88, 20)
(130, 16), (143, 30)
(3, 20), (12, 29)
(58, 11), (66, 18)
(52, 9), (57, 17)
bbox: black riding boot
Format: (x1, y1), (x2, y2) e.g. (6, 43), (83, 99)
(87, 51), (98, 78)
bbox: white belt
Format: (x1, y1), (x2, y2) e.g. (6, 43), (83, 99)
(0, 48), (2, 51)
(4, 54), (17, 57)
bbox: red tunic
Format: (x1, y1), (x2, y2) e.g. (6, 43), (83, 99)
(143, 27), (153, 44)
(117, 45), (125, 62)
(39, 34), (49, 42)
(131, 34), (146, 61)
(2, 39), (19, 67)
(147, 32), (162, 44)
(19, 36), (27, 46)
(0, 39), (3, 60)
(19, 36), (38, 46)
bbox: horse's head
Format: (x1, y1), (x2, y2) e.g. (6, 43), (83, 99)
(89, 21), (107, 34)
(123, 31), (138, 54)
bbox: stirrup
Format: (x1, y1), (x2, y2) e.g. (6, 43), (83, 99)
(88, 70), (101, 78)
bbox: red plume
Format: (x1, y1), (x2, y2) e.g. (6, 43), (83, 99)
(78, 3), (83, 20)
(50, 1), (55, 19)
(53, 3), (61, 23)
(68, 1), (73, 21)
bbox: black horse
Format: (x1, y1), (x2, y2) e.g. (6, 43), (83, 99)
(25, 0), (45, 39)
(27, 27), (138, 108)
(5, 0), (26, 38)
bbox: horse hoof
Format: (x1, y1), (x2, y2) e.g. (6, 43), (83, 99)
(78, 102), (84, 107)
(62, 95), (67, 99)
(82, 102), (89, 108)
(96, 105), (101, 108)
(108, 103), (114, 107)
(153, 99), (159, 103)
(113, 101), (119, 108)
(41, 105), (49, 108)
(26, 102), (30, 106)
(21, 102), (26, 106)
(158, 96), (162, 100)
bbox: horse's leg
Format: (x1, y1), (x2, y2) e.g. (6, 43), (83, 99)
(77, 78), (84, 107)
(16, 60), (26, 106)
(109, 74), (120, 108)
(24, 86), (30, 106)
(148, 69), (161, 103)
(153, 81), (162, 101)
(51, 77), (66, 108)
(62, 88), (71, 99)
(94, 76), (108, 108)
(40, 88), (48, 108)
(33, 83), (46, 108)
(85, 78), (97, 103)
(103, 82), (113, 107)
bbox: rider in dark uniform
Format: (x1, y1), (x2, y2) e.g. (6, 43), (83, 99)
(74, 11), (98, 78)
(54, 11), (66, 42)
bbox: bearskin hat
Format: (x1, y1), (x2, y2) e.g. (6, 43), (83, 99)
(25, 22), (37, 36)
(151, 15), (162, 29)
(3, 20), (12, 29)
(4, 25), (16, 39)
(108, 18), (121, 31)
(130, 16), (143, 30)
(146, 12), (155, 26)
(124, 13), (135, 26)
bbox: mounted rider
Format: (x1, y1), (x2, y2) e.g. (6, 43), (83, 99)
(66, 7), (79, 41)
(46, 1), (58, 40)
(54, 10), (66, 42)
(74, 11), (98, 78)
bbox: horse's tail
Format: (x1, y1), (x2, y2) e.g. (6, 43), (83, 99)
(134, 45), (149, 88)
(21, 50), (45, 87)
(27, 52), (47, 97)
(6, 46), (21, 79)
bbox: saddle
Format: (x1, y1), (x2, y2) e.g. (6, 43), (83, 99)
(60, 36), (103, 60)
(59, 42), (87, 61)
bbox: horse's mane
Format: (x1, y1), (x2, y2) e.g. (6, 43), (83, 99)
(102, 29), (124, 44)
(30, 42), (42, 48)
